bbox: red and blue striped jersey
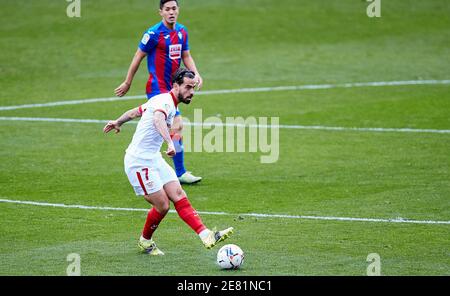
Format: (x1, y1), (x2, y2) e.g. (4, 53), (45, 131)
(138, 22), (189, 99)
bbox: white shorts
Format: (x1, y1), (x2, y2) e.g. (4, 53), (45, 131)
(124, 153), (178, 196)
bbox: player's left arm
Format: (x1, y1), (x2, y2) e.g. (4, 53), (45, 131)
(103, 106), (142, 134)
(182, 50), (203, 90)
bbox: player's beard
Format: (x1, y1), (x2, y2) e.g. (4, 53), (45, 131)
(179, 94), (193, 104)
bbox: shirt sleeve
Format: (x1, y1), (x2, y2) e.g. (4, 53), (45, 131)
(150, 98), (174, 121)
(138, 100), (151, 115)
(138, 30), (158, 53)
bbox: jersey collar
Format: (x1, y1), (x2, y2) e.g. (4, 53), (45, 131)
(169, 91), (179, 107)
(161, 21), (178, 32)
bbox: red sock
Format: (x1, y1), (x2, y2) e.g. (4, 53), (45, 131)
(142, 208), (166, 240)
(174, 197), (207, 234)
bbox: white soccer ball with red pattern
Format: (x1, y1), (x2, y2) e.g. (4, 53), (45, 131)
(216, 244), (244, 269)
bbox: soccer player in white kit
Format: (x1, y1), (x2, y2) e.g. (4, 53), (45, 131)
(104, 69), (233, 255)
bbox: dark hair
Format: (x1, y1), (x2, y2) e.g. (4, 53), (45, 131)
(160, 0), (178, 9)
(172, 68), (195, 85)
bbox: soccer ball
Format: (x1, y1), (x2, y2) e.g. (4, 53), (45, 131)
(216, 244), (245, 269)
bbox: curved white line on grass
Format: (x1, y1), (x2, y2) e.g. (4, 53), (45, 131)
(1, 198), (449, 225)
(1, 116), (450, 134)
(0, 79), (449, 111)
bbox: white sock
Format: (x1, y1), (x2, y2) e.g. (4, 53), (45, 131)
(140, 235), (150, 242)
(198, 229), (211, 240)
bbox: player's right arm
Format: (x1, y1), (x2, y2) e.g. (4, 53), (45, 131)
(103, 106), (143, 134)
(114, 48), (147, 97)
(153, 111), (176, 157)
(115, 29), (157, 97)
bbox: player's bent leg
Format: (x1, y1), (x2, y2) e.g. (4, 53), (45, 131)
(138, 190), (170, 255)
(124, 155), (166, 254)
(163, 180), (233, 249)
(164, 180), (206, 234)
(143, 190), (170, 214)
(171, 115), (202, 184)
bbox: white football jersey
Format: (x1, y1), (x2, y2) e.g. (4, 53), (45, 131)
(125, 92), (178, 159)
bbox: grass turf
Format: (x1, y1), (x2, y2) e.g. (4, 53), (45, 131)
(0, 0), (449, 275)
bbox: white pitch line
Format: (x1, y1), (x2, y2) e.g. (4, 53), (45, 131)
(0, 117), (107, 124)
(1, 198), (449, 225)
(0, 79), (449, 111)
(1, 116), (449, 134)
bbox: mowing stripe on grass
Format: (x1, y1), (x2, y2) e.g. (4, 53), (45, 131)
(1, 198), (449, 225)
(1, 116), (450, 134)
(0, 79), (449, 111)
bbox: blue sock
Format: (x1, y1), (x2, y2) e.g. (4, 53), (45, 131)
(173, 137), (186, 177)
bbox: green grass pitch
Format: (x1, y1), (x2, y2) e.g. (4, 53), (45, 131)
(0, 0), (449, 275)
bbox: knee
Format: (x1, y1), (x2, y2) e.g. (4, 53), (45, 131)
(175, 187), (186, 201)
(176, 187), (185, 198)
(169, 187), (186, 203)
(156, 199), (170, 214)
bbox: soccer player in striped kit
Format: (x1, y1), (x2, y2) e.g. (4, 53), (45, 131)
(115, 0), (202, 184)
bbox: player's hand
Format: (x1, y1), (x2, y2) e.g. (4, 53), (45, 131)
(196, 74), (203, 91)
(115, 81), (131, 97)
(103, 121), (121, 134)
(165, 142), (176, 157)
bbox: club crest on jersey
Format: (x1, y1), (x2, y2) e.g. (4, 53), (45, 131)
(178, 32), (182, 40)
(169, 44), (182, 60)
(145, 180), (154, 189)
(167, 114), (174, 125)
